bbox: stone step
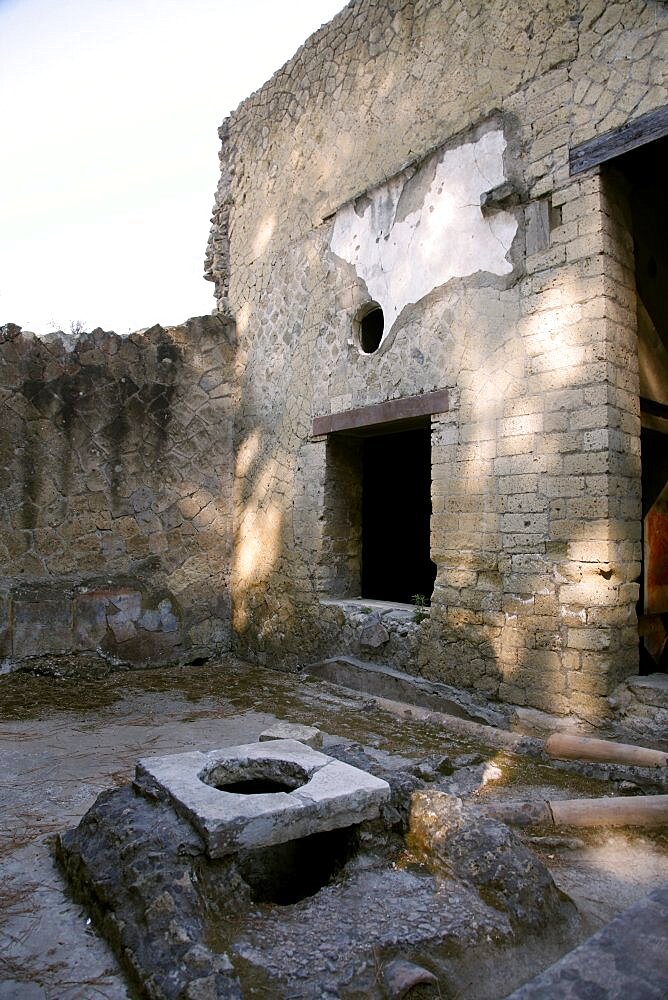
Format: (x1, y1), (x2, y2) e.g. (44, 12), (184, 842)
(626, 673), (668, 710)
(305, 654), (509, 728)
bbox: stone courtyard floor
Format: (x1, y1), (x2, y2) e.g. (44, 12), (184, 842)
(1, 656), (667, 999)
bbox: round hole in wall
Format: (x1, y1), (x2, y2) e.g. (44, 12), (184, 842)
(354, 303), (384, 354)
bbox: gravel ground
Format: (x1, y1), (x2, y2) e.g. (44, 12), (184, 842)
(1, 656), (666, 998)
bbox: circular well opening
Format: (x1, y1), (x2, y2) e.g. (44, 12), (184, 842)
(355, 303), (384, 354)
(200, 758), (309, 796)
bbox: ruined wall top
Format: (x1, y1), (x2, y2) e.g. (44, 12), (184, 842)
(0, 314), (238, 670)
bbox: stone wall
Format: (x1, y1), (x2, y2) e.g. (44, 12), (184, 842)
(205, 0), (667, 720)
(0, 316), (236, 670)
(205, 0), (666, 311)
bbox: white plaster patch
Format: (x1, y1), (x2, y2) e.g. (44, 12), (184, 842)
(331, 130), (518, 340)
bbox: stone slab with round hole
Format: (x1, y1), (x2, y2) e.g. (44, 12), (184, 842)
(134, 739), (391, 858)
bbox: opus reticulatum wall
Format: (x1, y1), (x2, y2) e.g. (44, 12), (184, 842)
(0, 316), (237, 670)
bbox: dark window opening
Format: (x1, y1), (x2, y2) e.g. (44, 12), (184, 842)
(362, 427), (436, 604)
(322, 419), (436, 604)
(358, 305), (384, 353)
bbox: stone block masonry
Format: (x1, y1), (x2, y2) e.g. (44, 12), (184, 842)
(0, 316), (237, 670)
(1, 1), (664, 720)
(205, 0), (667, 721)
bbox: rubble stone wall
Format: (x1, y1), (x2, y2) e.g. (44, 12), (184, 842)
(0, 316), (237, 670)
(206, 0), (667, 719)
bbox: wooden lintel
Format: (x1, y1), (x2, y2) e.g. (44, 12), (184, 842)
(312, 389), (449, 437)
(570, 105), (668, 175)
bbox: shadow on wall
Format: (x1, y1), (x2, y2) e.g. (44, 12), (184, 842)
(419, 604), (502, 703)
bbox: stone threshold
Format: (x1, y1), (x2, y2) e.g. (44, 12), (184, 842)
(306, 654), (505, 728)
(626, 672), (668, 708)
(320, 597), (430, 620)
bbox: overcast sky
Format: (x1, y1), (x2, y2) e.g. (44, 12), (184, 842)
(0, 0), (345, 334)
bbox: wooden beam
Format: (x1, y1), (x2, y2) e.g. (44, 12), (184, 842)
(311, 389), (449, 437)
(570, 105), (668, 175)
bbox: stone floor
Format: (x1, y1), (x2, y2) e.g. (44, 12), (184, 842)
(1, 656), (667, 999)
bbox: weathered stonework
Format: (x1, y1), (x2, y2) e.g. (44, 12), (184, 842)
(204, 0), (668, 720)
(2, 2), (666, 720)
(57, 741), (578, 998)
(0, 316), (237, 670)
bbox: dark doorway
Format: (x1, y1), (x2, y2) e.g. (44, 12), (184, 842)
(613, 135), (668, 672)
(361, 427), (436, 604)
(640, 422), (668, 672)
